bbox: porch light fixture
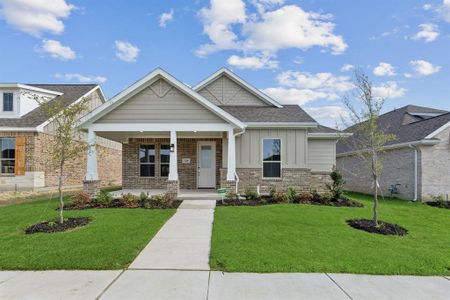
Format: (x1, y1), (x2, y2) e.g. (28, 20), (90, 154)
(170, 143), (175, 152)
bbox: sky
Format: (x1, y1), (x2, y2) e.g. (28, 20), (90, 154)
(0, 0), (449, 127)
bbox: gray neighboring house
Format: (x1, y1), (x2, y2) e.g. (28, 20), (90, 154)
(78, 67), (342, 197)
(336, 105), (450, 201)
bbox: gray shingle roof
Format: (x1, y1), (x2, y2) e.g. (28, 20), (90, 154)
(0, 84), (97, 128)
(308, 125), (340, 133)
(337, 105), (450, 154)
(219, 105), (316, 123)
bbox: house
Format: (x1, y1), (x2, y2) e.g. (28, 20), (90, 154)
(0, 83), (122, 192)
(79, 68), (342, 197)
(336, 105), (450, 201)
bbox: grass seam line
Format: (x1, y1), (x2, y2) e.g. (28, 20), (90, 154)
(95, 269), (125, 300)
(206, 271), (212, 300)
(325, 273), (354, 300)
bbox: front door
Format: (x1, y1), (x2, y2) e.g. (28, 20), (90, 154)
(197, 141), (216, 188)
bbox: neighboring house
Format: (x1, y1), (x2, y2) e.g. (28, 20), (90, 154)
(79, 68), (342, 197)
(0, 83), (122, 191)
(336, 105), (450, 201)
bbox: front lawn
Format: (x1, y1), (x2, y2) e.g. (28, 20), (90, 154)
(0, 197), (175, 270)
(210, 192), (450, 275)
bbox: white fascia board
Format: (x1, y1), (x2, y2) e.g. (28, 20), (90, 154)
(37, 85), (100, 131)
(79, 68), (245, 129)
(88, 123), (234, 132)
(193, 67), (283, 108)
(245, 122), (318, 128)
(0, 83), (63, 96)
(424, 120), (450, 139)
(336, 139), (440, 157)
(0, 127), (40, 132)
(308, 132), (352, 139)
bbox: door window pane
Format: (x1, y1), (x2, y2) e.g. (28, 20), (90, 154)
(200, 145), (212, 168)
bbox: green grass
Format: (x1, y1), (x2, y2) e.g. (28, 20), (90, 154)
(0, 197), (175, 270)
(210, 192), (450, 275)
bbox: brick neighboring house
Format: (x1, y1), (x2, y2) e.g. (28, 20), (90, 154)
(336, 105), (450, 201)
(0, 83), (122, 191)
(78, 67), (345, 197)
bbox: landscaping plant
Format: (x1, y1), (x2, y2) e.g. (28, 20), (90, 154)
(244, 187), (258, 200)
(287, 187), (297, 203)
(94, 190), (113, 207)
(325, 166), (346, 201)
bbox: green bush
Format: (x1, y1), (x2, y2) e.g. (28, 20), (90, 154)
(71, 191), (92, 208)
(121, 193), (140, 208)
(244, 187), (258, 200)
(287, 187), (297, 203)
(269, 186), (277, 198)
(272, 191), (289, 203)
(326, 165), (346, 201)
(148, 193), (174, 209)
(431, 194), (448, 207)
(297, 191), (313, 203)
(139, 192), (149, 202)
(225, 193), (239, 201)
(94, 190), (113, 207)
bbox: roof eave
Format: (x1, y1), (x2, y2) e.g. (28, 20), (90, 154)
(245, 122), (318, 128)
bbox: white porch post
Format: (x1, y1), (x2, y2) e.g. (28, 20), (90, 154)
(85, 128), (99, 181)
(227, 129), (236, 181)
(168, 130), (178, 181)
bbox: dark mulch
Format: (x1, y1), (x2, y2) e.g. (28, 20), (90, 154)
(65, 199), (182, 210)
(25, 217), (91, 234)
(216, 196), (363, 207)
(216, 198), (271, 206)
(346, 219), (408, 236)
(298, 198), (363, 207)
(425, 201), (450, 209)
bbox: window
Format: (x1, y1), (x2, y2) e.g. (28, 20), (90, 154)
(1, 138), (15, 174)
(3, 93), (13, 112)
(262, 139), (281, 178)
(139, 145), (155, 177)
(160, 145), (170, 177)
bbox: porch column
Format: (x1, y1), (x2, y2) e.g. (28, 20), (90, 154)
(227, 129), (236, 181)
(168, 130), (178, 181)
(83, 128), (100, 196)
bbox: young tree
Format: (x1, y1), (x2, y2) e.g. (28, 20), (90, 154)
(33, 94), (89, 224)
(342, 70), (396, 226)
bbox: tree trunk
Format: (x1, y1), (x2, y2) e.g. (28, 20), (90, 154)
(58, 161), (64, 224)
(373, 175), (379, 226)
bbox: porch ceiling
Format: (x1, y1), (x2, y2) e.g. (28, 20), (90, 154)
(96, 131), (225, 143)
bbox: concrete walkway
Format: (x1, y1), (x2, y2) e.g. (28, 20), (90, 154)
(1, 199), (449, 299)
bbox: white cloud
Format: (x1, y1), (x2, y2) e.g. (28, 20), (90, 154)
(114, 40), (140, 62)
(438, 0), (450, 23)
(251, 0), (284, 14)
(341, 64), (354, 72)
(197, 1), (347, 57)
(404, 73), (412, 78)
(227, 54), (278, 69)
(372, 81), (406, 99)
(373, 62), (396, 77)
(37, 39), (76, 60)
(55, 73), (107, 83)
(423, 3), (433, 10)
(0, 0), (75, 37)
(159, 9), (174, 27)
(410, 60), (441, 76)
(277, 71), (354, 92)
(262, 87), (336, 105)
(304, 105), (349, 126)
(411, 23), (439, 43)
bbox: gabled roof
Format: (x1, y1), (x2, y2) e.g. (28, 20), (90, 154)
(193, 68), (283, 108)
(220, 105), (316, 123)
(337, 105), (450, 154)
(0, 84), (100, 128)
(79, 68), (246, 129)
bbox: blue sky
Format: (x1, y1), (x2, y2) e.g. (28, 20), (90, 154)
(0, 0), (449, 126)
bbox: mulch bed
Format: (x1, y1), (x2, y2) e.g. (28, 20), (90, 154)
(346, 219), (407, 236)
(297, 198), (363, 207)
(425, 201), (450, 209)
(25, 217), (91, 234)
(65, 199), (182, 210)
(216, 196), (363, 207)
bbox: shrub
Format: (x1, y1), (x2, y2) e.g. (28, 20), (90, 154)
(71, 191), (92, 208)
(297, 191), (313, 203)
(140, 192), (149, 202)
(226, 193), (239, 201)
(94, 190), (113, 207)
(148, 193), (174, 209)
(326, 165), (346, 201)
(321, 192), (334, 201)
(121, 193), (140, 208)
(244, 187), (258, 200)
(272, 191), (289, 203)
(431, 194), (447, 207)
(269, 186), (277, 198)
(287, 187), (297, 203)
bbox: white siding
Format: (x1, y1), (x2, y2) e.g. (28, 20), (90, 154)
(96, 79), (225, 124)
(308, 140), (336, 172)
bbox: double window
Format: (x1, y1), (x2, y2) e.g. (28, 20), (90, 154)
(3, 93), (13, 112)
(1, 138), (15, 174)
(139, 144), (171, 177)
(263, 138), (281, 178)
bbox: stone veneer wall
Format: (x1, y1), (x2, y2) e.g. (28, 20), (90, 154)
(220, 168), (314, 194)
(123, 138), (222, 190)
(336, 147), (416, 200)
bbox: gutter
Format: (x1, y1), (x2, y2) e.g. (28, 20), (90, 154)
(409, 144), (418, 202)
(233, 127), (246, 194)
(337, 139), (440, 157)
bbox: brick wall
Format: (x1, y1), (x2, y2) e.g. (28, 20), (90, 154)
(123, 138), (222, 190)
(220, 168), (312, 194)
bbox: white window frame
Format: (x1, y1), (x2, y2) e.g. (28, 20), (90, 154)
(0, 138), (16, 175)
(139, 144), (155, 178)
(261, 138), (282, 179)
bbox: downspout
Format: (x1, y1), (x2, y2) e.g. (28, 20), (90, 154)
(233, 127), (246, 194)
(409, 144), (418, 202)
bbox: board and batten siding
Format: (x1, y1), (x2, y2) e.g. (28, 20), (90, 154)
(307, 140), (336, 172)
(223, 129), (308, 168)
(197, 74), (268, 106)
(96, 78), (226, 124)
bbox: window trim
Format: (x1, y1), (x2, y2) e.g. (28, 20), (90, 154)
(139, 144), (156, 178)
(261, 138), (282, 179)
(2, 92), (15, 113)
(0, 138), (16, 175)
(160, 144), (170, 177)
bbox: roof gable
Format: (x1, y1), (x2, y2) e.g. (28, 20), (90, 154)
(194, 68), (282, 108)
